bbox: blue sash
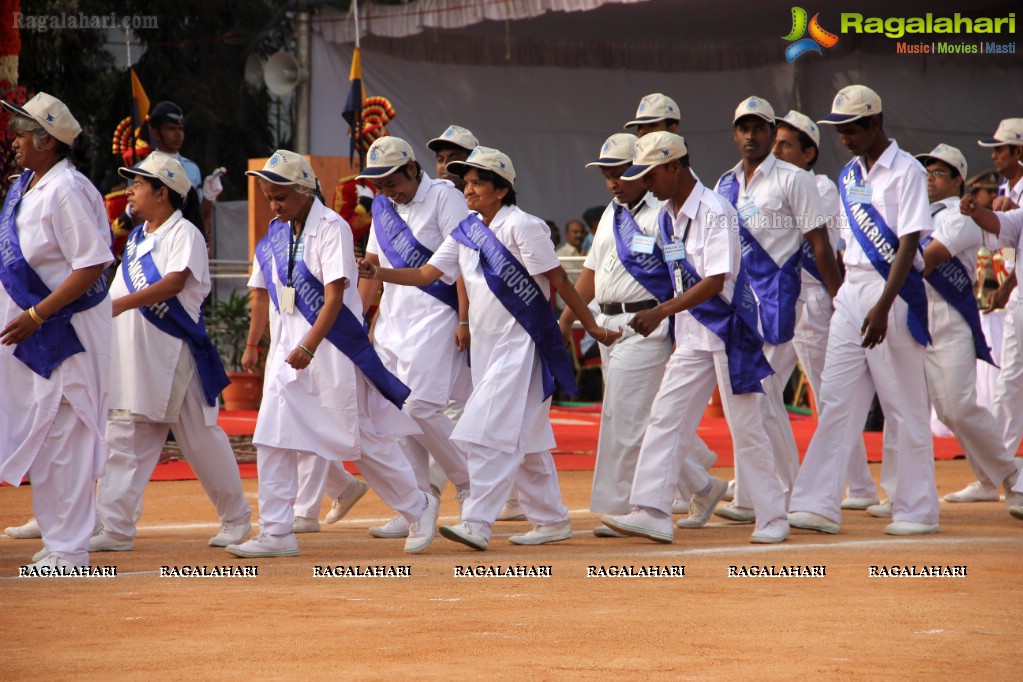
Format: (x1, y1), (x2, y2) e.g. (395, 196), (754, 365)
(121, 224), (231, 405)
(450, 214), (576, 399)
(370, 195), (459, 311)
(801, 240), (824, 284)
(658, 211), (772, 395)
(920, 229), (995, 365)
(254, 218), (411, 409)
(717, 171), (802, 346)
(611, 203), (675, 304)
(0, 171), (111, 378)
(838, 160), (930, 346)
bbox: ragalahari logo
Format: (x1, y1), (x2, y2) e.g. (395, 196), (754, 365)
(783, 7), (839, 62)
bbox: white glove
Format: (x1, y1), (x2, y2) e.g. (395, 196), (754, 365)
(202, 167), (226, 202)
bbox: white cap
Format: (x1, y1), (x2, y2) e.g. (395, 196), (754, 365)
(625, 93), (680, 128)
(733, 96), (775, 125)
(915, 144), (968, 179)
(245, 150), (318, 190)
(427, 125), (478, 153)
(585, 133), (639, 168)
(446, 146), (515, 186)
(622, 131), (688, 179)
(818, 85), (883, 125)
(2, 91), (81, 146)
(775, 109), (820, 147)
(356, 137), (416, 179)
(118, 152), (191, 199)
(977, 118), (1023, 147)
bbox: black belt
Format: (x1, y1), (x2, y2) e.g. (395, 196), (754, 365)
(599, 299), (658, 315)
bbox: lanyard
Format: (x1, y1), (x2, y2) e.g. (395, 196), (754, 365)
(287, 220), (305, 286)
(679, 217), (692, 245)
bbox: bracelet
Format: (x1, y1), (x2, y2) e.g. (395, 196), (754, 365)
(27, 306), (45, 325)
(245, 343), (263, 354)
(603, 328), (609, 342)
(297, 344), (315, 358)
(458, 321), (470, 327)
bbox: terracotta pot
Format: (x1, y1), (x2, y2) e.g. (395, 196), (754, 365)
(222, 372), (263, 411)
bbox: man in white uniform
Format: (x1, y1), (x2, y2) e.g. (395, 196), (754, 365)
(714, 97), (841, 524)
(602, 132), (789, 545)
(789, 85), (939, 536)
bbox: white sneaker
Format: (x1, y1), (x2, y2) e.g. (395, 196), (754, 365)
(841, 496), (881, 510)
(405, 495), (439, 554)
(4, 518), (41, 539)
(208, 521), (252, 547)
(225, 532), (299, 558)
(89, 530), (133, 552)
(722, 479), (736, 502)
(671, 498), (689, 515)
(20, 555), (79, 575)
(943, 481), (999, 503)
(369, 514), (410, 539)
(788, 511), (839, 534)
(497, 498), (526, 521)
(592, 524), (627, 538)
(32, 547), (49, 562)
(714, 503), (756, 523)
(324, 480), (370, 524)
(1008, 506), (1023, 521)
(292, 516), (320, 534)
(439, 522), (488, 550)
(866, 500), (893, 518)
(509, 521), (572, 545)
(885, 521), (939, 536)
(600, 509), (673, 544)
(750, 521), (790, 544)
(677, 477), (728, 529)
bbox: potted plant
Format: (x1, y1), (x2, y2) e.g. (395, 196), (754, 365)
(205, 288), (265, 411)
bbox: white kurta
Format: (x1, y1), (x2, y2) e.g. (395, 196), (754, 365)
(0, 159), (113, 485)
(248, 199), (417, 459)
(109, 211), (217, 425)
(366, 174), (471, 404)
(429, 204), (560, 455)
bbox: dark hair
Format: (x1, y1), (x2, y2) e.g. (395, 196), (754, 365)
(475, 168), (516, 205)
(138, 175), (205, 230)
(677, 153), (691, 168)
(431, 141), (471, 154)
(582, 206), (604, 226)
(851, 113), (883, 130)
(57, 132), (93, 172)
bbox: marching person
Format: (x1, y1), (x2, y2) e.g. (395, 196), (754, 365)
(228, 150), (439, 558)
(358, 146), (621, 550)
(0, 93), (113, 570)
(89, 154), (253, 553)
(789, 85), (939, 536)
(624, 93), (681, 136)
(601, 132), (787, 545)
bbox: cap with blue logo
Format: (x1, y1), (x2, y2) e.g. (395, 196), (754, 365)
(915, 144), (968, 179)
(622, 131), (689, 180)
(586, 133), (639, 168)
(118, 152), (191, 199)
(625, 93), (680, 129)
(246, 150), (319, 190)
(427, 125), (478, 153)
(2, 91), (82, 146)
(775, 110), (820, 147)
(445, 146), (516, 186)
(356, 137), (417, 179)
(818, 85), (883, 125)
(733, 96), (776, 125)
(977, 118), (1023, 148)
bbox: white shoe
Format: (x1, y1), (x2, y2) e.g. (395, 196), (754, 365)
(405, 495), (439, 554)
(671, 498), (689, 515)
(750, 521), (790, 544)
(722, 479), (736, 502)
(4, 518), (41, 539)
(866, 500), (893, 518)
(943, 481), (999, 503)
(324, 480), (370, 524)
(841, 496), (880, 510)
(600, 509), (673, 544)
(885, 521), (939, 536)
(20, 555), (79, 575)
(32, 547), (49, 562)
(292, 516), (320, 534)
(369, 514), (410, 539)
(677, 477), (728, 529)
(89, 530), (133, 552)
(592, 524), (627, 538)
(788, 511), (839, 534)
(208, 521), (252, 547)
(509, 521), (572, 545)
(1008, 506), (1023, 521)
(496, 498), (526, 521)
(225, 532), (299, 557)
(439, 522), (488, 550)
(714, 503), (756, 523)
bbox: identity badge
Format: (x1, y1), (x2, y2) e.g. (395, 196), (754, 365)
(847, 184), (873, 204)
(280, 286), (296, 313)
(663, 241), (686, 262)
(737, 197), (759, 221)
(630, 234), (655, 254)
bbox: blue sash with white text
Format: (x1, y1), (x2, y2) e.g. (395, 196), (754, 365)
(255, 218), (411, 409)
(0, 171), (111, 378)
(371, 195), (459, 311)
(121, 225), (231, 405)
(611, 203), (674, 305)
(839, 160), (930, 346)
(717, 171), (802, 345)
(450, 214), (577, 399)
(658, 212), (772, 395)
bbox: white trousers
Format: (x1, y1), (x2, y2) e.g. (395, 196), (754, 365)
(400, 398), (469, 493)
(878, 297), (1018, 496)
(429, 400), (466, 495)
(459, 444), (568, 541)
(97, 380), (251, 542)
(630, 347), (787, 532)
(790, 278), (938, 525)
(794, 284), (875, 499)
(993, 291), (1023, 458)
(30, 403), (98, 565)
(294, 455), (358, 519)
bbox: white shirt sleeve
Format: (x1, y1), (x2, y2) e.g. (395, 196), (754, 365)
(317, 220), (352, 287)
(248, 257), (266, 289)
(428, 235), (461, 284)
(515, 216), (561, 276)
(788, 169), (827, 234)
(435, 185), (469, 239)
(996, 209), (1023, 251)
(895, 164), (933, 238)
(701, 206), (736, 279)
(932, 210), (982, 258)
(51, 181), (114, 271)
(164, 221), (208, 284)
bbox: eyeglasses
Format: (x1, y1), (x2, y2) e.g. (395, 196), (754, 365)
(926, 169), (951, 179)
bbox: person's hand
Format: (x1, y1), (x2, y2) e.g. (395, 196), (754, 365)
(357, 258), (378, 280)
(558, 316), (573, 346)
(992, 195), (1019, 212)
(590, 326), (622, 346)
(984, 285), (1012, 313)
(241, 346), (261, 373)
(285, 345), (314, 370)
(112, 297), (129, 317)
(860, 304), (889, 348)
(960, 194), (977, 216)
(455, 324), (470, 351)
(629, 307), (666, 337)
(0, 309), (41, 346)
(202, 168), (225, 202)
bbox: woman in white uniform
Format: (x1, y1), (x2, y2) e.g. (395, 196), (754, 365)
(0, 93), (113, 570)
(230, 150), (438, 558)
(90, 153), (252, 553)
(359, 147), (620, 550)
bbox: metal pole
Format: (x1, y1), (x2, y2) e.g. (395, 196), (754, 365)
(294, 10), (311, 155)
